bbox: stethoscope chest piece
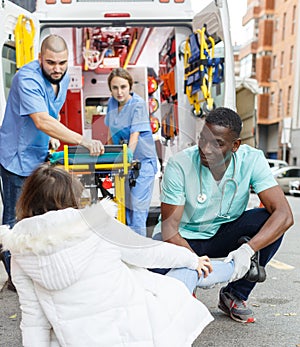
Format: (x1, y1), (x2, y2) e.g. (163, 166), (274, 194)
(197, 153), (238, 212)
(197, 193), (207, 204)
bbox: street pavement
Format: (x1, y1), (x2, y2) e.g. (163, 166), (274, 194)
(0, 194), (299, 347)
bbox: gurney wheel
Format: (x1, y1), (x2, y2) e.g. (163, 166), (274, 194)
(202, 101), (215, 115)
(192, 107), (203, 118)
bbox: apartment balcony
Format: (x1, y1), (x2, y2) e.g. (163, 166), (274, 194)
(257, 20), (273, 50)
(242, 0), (274, 25)
(256, 55), (271, 85)
(239, 41), (258, 61)
(257, 94), (269, 124)
(259, 0), (275, 14)
(242, 5), (260, 25)
(257, 94), (282, 124)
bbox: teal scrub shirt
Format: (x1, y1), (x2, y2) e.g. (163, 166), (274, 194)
(154, 144), (277, 240)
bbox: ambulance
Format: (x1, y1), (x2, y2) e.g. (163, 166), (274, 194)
(0, 0), (236, 214)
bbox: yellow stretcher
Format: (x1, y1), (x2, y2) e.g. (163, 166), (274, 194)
(184, 25), (224, 117)
(14, 14), (35, 69)
(49, 144), (139, 224)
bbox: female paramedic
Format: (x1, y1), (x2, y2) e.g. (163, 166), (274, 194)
(105, 68), (158, 236)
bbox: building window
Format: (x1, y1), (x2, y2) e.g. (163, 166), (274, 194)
(240, 54), (254, 78)
(273, 55), (277, 69)
(278, 89), (283, 118)
(282, 13), (286, 40)
(292, 5), (297, 35)
(287, 86), (292, 116)
(270, 92), (275, 105)
(280, 51), (284, 78)
(275, 18), (279, 31)
(289, 46), (294, 75)
(252, 54), (256, 75)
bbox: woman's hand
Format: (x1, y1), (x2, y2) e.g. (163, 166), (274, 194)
(196, 256), (213, 278)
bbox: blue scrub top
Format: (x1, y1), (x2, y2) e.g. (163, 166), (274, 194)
(0, 60), (69, 176)
(154, 144), (277, 240)
(105, 92), (157, 173)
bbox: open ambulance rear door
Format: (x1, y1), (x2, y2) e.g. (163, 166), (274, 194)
(192, 0), (235, 110)
(0, 0), (40, 123)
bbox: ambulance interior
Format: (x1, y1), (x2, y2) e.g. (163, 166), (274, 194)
(2, 15), (227, 215)
(39, 22), (226, 155)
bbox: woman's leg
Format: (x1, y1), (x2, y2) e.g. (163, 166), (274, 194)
(166, 260), (234, 294)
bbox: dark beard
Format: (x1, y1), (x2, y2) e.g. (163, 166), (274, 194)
(41, 66), (67, 85)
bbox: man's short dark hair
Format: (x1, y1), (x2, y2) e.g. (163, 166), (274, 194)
(205, 107), (242, 137)
(41, 35), (68, 54)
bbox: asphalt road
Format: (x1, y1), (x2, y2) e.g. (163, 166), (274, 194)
(193, 194), (300, 347)
(0, 194), (299, 347)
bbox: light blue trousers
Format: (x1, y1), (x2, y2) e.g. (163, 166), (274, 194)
(166, 260), (234, 294)
(126, 161), (156, 236)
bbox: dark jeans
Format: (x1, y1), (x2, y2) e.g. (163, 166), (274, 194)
(186, 208), (283, 301)
(0, 164), (27, 276)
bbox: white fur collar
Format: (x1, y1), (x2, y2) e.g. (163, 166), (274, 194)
(0, 199), (117, 254)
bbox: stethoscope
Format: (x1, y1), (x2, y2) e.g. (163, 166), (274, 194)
(197, 153), (238, 219)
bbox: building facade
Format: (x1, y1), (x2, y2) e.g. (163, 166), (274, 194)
(238, 0), (299, 164)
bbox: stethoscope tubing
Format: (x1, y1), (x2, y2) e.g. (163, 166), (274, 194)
(198, 153), (238, 219)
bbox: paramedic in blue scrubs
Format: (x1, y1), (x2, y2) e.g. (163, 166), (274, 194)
(105, 68), (158, 236)
(153, 107), (293, 323)
(0, 35), (104, 288)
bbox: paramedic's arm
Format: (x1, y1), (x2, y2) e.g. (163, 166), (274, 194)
(30, 112), (104, 156)
(248, 185), (293, 252)
(128, 131), (139, 153)
(161, 202), (195, 253)
(11, 260), (52, 347)
(49, 114), (61, 149)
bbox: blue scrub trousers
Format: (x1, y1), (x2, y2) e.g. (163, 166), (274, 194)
(126, 160), (156, 237)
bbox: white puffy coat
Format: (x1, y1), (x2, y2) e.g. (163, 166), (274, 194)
(0, 202), (213, 347)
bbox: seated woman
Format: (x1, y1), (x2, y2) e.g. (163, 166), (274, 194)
(0, 164), (233, 347)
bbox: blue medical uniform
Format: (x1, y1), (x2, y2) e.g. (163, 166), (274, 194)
(105, 93), (158, 236)
(0, 60), (69, 276)
(154, 144), (278, 239)
(0, 60), (69, 177)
